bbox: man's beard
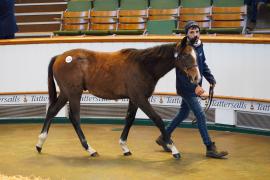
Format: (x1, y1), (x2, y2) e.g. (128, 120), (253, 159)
(188, 36), (199, 45)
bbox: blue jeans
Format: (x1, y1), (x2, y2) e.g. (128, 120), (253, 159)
(166, 95), (212, 146)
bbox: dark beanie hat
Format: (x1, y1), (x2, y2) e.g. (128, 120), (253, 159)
(185, 21), (200, 34)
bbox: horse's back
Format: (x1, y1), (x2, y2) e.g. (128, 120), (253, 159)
(52, 48), (137, 99)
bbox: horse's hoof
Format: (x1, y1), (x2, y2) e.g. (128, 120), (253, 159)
(173, 153), (181, 160)
(124, 151), (132, 156)
(90, 152), (99, 157)
(36, 146), (42, 153)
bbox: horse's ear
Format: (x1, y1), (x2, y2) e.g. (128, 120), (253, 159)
(180, 36), (188, 49)
(175, 36), (188, 59)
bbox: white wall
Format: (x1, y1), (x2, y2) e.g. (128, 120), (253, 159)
(0, 42), (270, 99)
(203, 43), (270, 99)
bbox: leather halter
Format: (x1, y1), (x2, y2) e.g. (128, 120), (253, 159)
(174, 45), (198, 71)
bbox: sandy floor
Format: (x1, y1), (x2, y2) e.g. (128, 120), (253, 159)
(0, 124), (270, 180)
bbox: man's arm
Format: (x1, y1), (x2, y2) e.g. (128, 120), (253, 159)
(201, 50), (216, 85)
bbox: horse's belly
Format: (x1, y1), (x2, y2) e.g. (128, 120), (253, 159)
(87, 82), (128, 100)
(89, 90), (128, 100)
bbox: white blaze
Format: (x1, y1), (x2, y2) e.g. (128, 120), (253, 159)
(191, 48), (201, 83)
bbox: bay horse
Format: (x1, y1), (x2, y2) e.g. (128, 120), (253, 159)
(36, 37), (200, 159)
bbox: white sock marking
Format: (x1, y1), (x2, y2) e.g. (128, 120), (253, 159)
(87, 145), (97, 155)
(167, 143), (179, 155)
(119, 139), (130, 153)
(36, 132), (47, 148)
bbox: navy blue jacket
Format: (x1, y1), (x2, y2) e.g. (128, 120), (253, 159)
(0, 0), (18, 37)
(176, 42), (216, 96)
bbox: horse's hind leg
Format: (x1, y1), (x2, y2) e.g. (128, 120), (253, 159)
(133, 97), (180, 159)
(36, 93), (68, 153)
(119, 101), (138, 156)
(68, 94), (98, 157)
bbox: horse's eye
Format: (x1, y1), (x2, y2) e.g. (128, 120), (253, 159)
(182, 54), (188, 59)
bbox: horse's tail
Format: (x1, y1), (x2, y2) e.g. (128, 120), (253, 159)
(48, 56), (57, 105)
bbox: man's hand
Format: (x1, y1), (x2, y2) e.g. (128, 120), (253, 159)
(195, 85), (205, 96)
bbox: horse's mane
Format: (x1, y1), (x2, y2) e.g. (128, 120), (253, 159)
(120, 43), (177, 63)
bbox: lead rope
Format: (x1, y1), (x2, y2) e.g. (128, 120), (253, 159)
(191, 85), (214, 124)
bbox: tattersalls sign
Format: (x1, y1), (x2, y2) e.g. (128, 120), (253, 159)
(0, 95), (49, 104)
(0, 94), (270, 114)
(0, 95), (20, 103)
(210, 99), (247, 109)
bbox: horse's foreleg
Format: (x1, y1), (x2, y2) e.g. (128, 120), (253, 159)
(69, 97), (98, 157)
(119, 101), (138, 156)
(36, 93), (67, 153)
(135, 97), (180, 159)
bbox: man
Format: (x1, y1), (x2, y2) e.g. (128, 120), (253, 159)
(156, 21), (228, 159)
(245, 0), (267, 30)
(0, 0), (18, 39)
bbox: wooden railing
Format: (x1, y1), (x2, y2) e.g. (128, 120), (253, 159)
(1, 35), (270, 45)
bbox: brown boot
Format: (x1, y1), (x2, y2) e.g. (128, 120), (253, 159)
(206, 142), (228, 159)
(155, 135), (172, 152)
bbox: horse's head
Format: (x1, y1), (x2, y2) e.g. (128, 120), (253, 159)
(174, 37), (201, 84)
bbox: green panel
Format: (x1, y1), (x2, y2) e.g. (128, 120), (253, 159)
(111, 29), (145, 35)
(120, 0), (148, 10)
(93, 0), (119, 11)
(150, 0), (179, 9)
(206, 27), (243, 34)
(181, 0), (211, 8)
(53, 30), (82, 36)
(146, 20), (176, 34)
(212, 0), (244, 7)
(82, 30), (112, 35)
(67, 0), (92, 11)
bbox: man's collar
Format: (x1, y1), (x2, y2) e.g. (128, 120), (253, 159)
(187, 37), (202, 47)
(193, 39), (202, 47)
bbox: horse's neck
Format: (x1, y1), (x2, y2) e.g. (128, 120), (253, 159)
(150, 45), (175, 80)
(154, 58), (174, 80)
(129, 43), (175, 81)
